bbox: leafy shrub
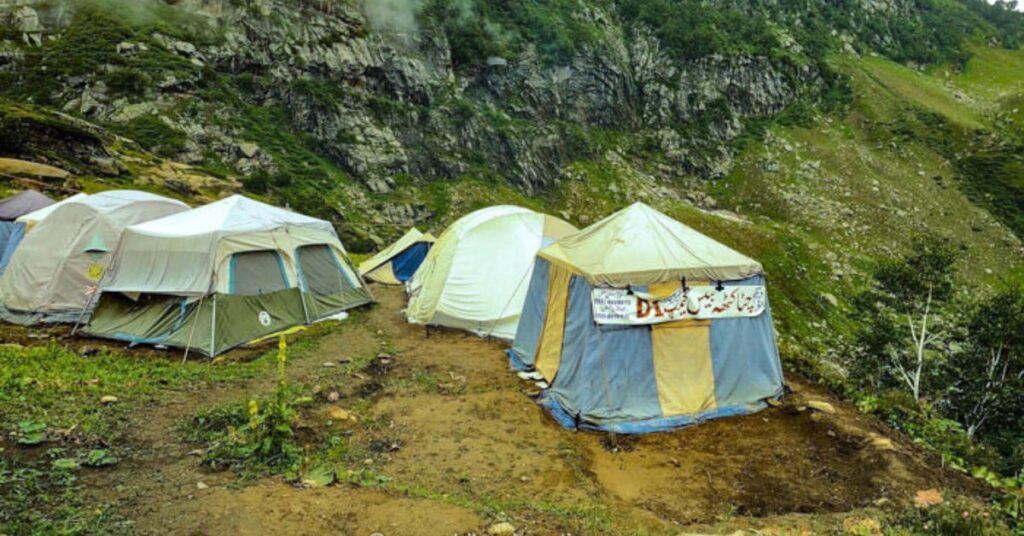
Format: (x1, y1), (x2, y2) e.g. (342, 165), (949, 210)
(196, 337), (301, 475)
(105, 68), (151, 97)
(113, 114), (187, 158)
(883, 498), (1015, 535)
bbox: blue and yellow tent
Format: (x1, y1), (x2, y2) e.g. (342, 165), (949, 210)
(358, 228), (435, 285)
(509, 203), (784, 433)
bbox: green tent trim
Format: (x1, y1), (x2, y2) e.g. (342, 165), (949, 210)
(86, 286), (372, 357)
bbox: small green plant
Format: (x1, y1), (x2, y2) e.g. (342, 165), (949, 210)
(200, 336), (300, 474)
(16, 420), (47, 446)
(83, 449), (118, 468)
(974, 467), (1023, 527)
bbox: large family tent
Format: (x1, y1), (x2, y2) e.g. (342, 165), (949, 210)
(0, 190), (56, 275)
(406, 206), (577, 340)
(0, 190), (189, 323)
(509, 202), (784, 433)
(359, 228), (436, 285)
(84, 195), (373, 357)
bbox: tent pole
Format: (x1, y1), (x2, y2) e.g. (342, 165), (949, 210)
(299, 289), (311, 325)
(70, 288), (100, 337)
(209, 294), (217, 357)
(181, 295), (205, 363)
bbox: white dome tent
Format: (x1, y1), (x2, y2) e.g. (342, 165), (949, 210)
(405, 205), (577, 340)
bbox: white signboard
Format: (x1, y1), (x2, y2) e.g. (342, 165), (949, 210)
(591, 285), (766, 325)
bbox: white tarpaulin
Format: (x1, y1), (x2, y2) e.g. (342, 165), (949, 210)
(591, 284), (767, 325)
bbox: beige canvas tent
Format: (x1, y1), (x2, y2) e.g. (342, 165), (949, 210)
(85, 195), (373, 356)
(358, 228), (436, 285)
(0, 190), (189, 323)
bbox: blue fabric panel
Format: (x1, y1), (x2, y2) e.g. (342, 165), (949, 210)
(545, 276), (662, 424)
(538, 390), (770, 434)
(0, 222), (25, 275)
(391, 242), (431, 282)
(710, 275), (785, 408)
(508, 257), (551, 370)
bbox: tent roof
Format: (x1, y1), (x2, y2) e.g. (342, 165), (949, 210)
(358, 227), (435, 276)
(539, 202), (762, 286)
(16, 193), (88, 225)
(129, 194), (334, 238)
(0, 158), (70, 179)
(0, 190), (55, 220)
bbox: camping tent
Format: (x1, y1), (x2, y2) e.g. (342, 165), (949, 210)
(509, 202), (784, 433)
(0, 191), (55, 271)
(359, 228), (436, 285)
(0, 190), (189, 323)
(85, 195), (373, 357)
(405, 205), (577, 340)
(0, 190), (55, 221)
(0, 193), (86, 275)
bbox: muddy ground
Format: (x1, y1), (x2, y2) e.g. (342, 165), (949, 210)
(52, 286), (981, 535)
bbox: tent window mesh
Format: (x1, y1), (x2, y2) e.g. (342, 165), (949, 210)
(298, 245), (349, 296)
(230, 250), (288, 296)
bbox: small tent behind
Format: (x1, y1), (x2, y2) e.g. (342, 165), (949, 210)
(0, 190), (188, 323)
(510, 202), (784, 433)
(359, 228), (436, 285)
(85, 195), (373, 357)
(406, 206), (577, 340)
(0, 190), (55, 221)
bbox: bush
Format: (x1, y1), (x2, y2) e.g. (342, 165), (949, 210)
(105, 68), (151, 97)
(884, 498), (1014, 535)
(113, 114), (187, 158)
(195, 337), (301, 475)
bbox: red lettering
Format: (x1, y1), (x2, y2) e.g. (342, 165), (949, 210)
(636, 298), (652, 318)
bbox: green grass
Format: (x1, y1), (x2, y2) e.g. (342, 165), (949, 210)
(853, 56), (987, 129)
(0, 343), (275, 445)
(0, 458), (120, 536)
(954, 45), (1024, 102)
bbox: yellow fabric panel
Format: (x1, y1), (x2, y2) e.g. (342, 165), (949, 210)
(535, 263), (573, 382)
(648, 280), (680, 299)
(651, 319), (716, 416)
(366, 263), (400, 285)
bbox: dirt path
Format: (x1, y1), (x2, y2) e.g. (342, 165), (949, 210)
(81, 286), (980, 535)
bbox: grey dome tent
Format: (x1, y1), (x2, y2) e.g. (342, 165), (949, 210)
(0, 190), (55, 221)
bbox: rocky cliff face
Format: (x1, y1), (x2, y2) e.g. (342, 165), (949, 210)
(0, 0), (821, 218)
(0, 0), (1022, 251)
